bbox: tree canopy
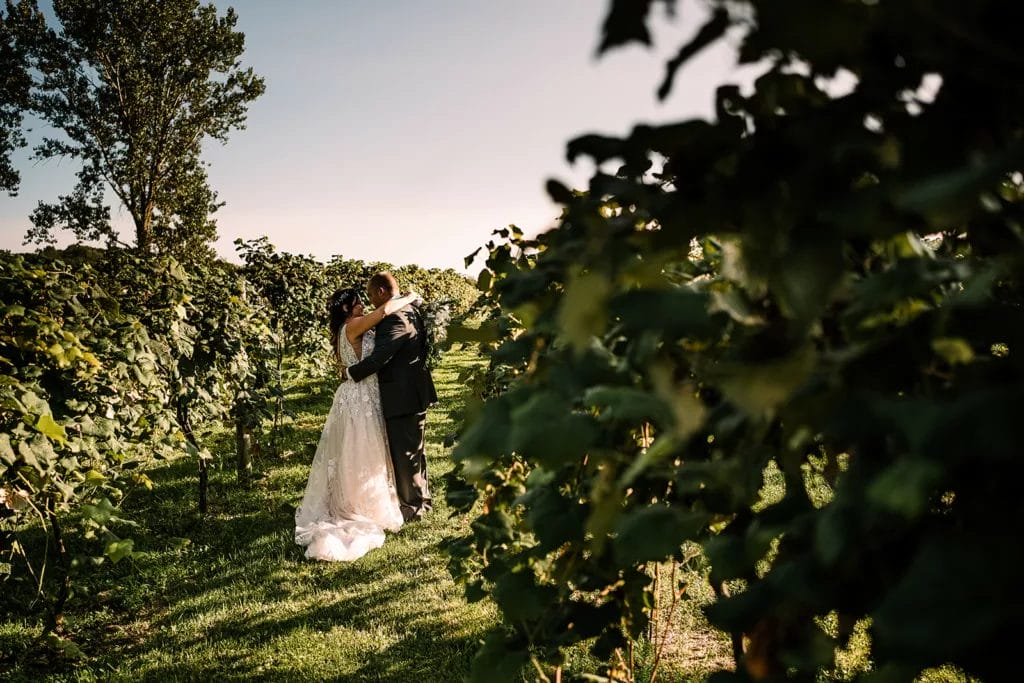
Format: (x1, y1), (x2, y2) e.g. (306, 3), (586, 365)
(0, 3), (30, 195)
(6, 0), (264, 256)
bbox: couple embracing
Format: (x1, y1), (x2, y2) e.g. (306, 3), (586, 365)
(294, 272), (437, 562)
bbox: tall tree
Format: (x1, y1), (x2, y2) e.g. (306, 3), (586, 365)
(0, 3), (30, 195)
(10, 0), (264, 256)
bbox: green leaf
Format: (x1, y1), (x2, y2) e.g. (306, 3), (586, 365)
(846, 259), (964, 322)
(657, 8), (730, 100)
(715, 345), (817, 417)
(464, 579), (487, 603)
(492, 570), (557, 624)
(558, 271), (611, 352)
(566, 133), (627, 166)
(872, 533), (1015, 666)
(469, 631), (529, 683)
(20, 390), (48, 415)
(583, 385), (673, 427)
(47, 342), (66, 362)
(613, 505), (707, 565)
(702, 534), (753, 584)
(612, 289), (718, 338)
(34, 414), (67, 444)
(452, 398), (513, 479)
(81, 497), (118, 525)
(476, 269), (492, 292)
(508, 391), (597, 468)
(104, 538), (135, 564)
(17, 439), (40, 470)
(893, 145), (1024, 226)
(0, 434), (15, 465)
(168, 537), (192, 551)
(44, 633), (85, 660)
(931, 337), (974, 365)
(814, 502), (856, 566)
(471, 509), (515, 547)
(619, 435), (680, 488)
(597, 0), (662, 54)
(771, 242), (844, 326)
(545, 178), (574, 204)
(867, 457), (943, 519)
(520, 484), (584, 551)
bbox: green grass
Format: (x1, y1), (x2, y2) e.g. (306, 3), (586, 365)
(2, 346), (496, 682)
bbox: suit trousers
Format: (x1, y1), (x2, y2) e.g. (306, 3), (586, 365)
(385, 410), (431, 521)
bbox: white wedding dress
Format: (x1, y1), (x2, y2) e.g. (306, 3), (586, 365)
(294, 326), (404, 561)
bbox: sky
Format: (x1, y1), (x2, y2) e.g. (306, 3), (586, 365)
(0, 1), (750, 272)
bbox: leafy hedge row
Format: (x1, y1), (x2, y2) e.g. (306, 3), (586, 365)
(1, 242), (477, 655)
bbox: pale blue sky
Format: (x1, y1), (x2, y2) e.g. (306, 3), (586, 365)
(1, 1), (747, 271)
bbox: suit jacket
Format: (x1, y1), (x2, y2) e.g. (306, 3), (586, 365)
(347, 303), (438, 418)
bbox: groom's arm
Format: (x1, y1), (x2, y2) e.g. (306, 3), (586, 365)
(347, 313), (408, 382)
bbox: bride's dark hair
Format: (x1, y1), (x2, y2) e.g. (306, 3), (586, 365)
(327, 287), (361, 364)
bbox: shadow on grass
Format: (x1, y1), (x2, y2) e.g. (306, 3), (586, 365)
(2, 349), (491, 682)
(112, 456), (487, 682)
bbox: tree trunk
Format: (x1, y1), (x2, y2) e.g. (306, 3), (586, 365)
(271, 339), (284, 456)
(177, 400), (207, 514)
(235, 420), (252, 486)
(43, 501), (71, 636)
(198, 455), (208, 513)
(134, 202), (154, 253)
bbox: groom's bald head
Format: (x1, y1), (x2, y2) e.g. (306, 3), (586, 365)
(367, 272), (399, 307)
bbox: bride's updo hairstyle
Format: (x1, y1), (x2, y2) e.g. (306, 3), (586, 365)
(328, 287), (361, 363)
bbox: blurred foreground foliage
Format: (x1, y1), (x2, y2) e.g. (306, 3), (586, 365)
(446, 1), (1024, 680)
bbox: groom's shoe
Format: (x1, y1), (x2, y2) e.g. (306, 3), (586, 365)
(402, 504), (430, 523)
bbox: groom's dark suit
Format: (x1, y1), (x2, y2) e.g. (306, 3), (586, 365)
(347, 304), (437, 520)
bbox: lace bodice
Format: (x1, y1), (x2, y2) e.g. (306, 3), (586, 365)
(333, 326), (382, 421)
(339, 324), (373, 365)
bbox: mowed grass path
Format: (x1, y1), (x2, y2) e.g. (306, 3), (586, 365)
(4, 346), (494, 682)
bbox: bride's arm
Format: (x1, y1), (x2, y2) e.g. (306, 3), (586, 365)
(344, 292), (421, 342)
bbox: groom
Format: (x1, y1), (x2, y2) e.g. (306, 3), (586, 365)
(342, 272), (437, 521)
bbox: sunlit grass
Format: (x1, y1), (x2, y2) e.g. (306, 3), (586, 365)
(2, 346), (495, 682)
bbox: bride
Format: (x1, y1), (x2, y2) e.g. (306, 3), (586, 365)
(294, 286), (421, 561)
